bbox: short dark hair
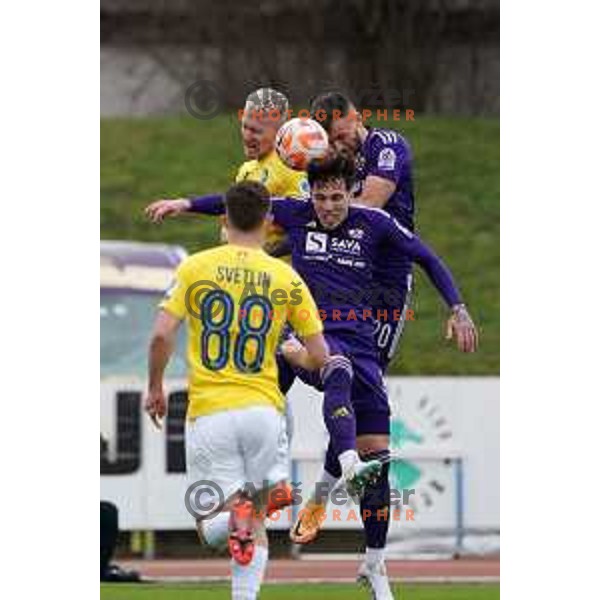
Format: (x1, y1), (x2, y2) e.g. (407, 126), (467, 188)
(224, 181), (271, 232)
(307, 156), (355, 191)
(310, 92), (353, 132)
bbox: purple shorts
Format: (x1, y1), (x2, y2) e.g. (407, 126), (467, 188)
(372, 273), (413, 372)
(277, 333), (390, 436)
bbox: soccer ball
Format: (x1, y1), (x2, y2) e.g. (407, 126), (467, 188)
(275, 118), (329, 171)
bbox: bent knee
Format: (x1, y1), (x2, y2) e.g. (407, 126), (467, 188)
(321, 354), (353, 382)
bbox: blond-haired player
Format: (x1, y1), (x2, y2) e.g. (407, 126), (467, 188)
(148, 88), (308, 257)
(145, 181), (328, 599)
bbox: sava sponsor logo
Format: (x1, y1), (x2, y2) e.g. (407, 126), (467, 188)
(331, 237), (362, 255)
(305, 232), (362, 256)
(305, 231), (328, 253)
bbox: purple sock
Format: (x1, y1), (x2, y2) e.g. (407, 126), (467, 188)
(321, 355), (356, 458)
(324, 441), (342, 479)
(360, 458), (390, 549)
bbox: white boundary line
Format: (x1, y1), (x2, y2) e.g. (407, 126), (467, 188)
(298, 552), (468, 561)
(144, 575), (499, 584)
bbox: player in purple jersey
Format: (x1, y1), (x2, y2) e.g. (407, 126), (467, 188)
(311, 92), (416, 372)
(146, 158), (477, 599)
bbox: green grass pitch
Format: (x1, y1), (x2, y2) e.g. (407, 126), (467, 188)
(101, 582), (500, 599)
(101, 114), (499, 375)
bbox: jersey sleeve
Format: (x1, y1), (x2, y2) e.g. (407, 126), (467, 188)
(159, 261), (190, 320)
(270, 197), (312, 229)
(188, 194), (226, 215)
(286, 273), (324, 338)
(381, 215), (462, 307)
(366, 132), (411, 186)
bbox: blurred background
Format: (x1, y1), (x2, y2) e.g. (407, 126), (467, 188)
(100, 0), (499, 571)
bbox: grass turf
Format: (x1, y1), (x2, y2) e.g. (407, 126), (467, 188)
(101, 582), (500, 599)
(101, 115), (499, 375)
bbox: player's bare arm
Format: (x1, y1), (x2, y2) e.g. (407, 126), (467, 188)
(353, 175), (396, 209)
(145, 198), (192, 223)
(146, 195), (230, 224)
(281, 332), (329, 371)
(146, 309), (181, 427)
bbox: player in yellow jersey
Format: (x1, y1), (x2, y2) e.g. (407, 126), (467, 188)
(145, 181), (328, 597)
(233, 89), (309, 256)
(237, 88), (309, 199)
(147, 88), (308, 257)
(145, 89), (312, 516)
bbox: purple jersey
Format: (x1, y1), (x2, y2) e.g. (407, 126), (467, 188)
(354, 128), (416, 365)
(188, 195), (461, 359)
(354, 127), (415, 231)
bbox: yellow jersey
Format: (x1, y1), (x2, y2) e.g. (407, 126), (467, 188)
(160, 244), (323, 419)
(234, 150), (309, 255)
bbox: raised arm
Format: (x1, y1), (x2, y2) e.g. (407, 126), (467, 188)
(188, 194), (225, 215)
(191, 194), (307, 230)
(145, 194), (307, 228)
(145, 194), (224, 223)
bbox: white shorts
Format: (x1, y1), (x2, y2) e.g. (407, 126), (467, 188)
(186, 405), (289, 505)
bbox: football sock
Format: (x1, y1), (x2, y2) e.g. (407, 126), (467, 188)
(365, 546), (386, 567)
(339, 449), (361, 476)
(324, 440), (343, 479)
(360, 458), (391, 549)
(313, 468), (339, 505)
(231, 543), (268, 600)
(200, 512), (230, 548)
(321, 355), (356, 456)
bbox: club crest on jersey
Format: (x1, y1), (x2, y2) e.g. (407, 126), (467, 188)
(300, 179), (310, 197)
(306, 231), (328, 253)
(377, 148), (396, 170)
(348, 228), (364, 240)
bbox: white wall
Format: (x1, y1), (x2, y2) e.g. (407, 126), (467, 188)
(100, 376), (499, 539)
